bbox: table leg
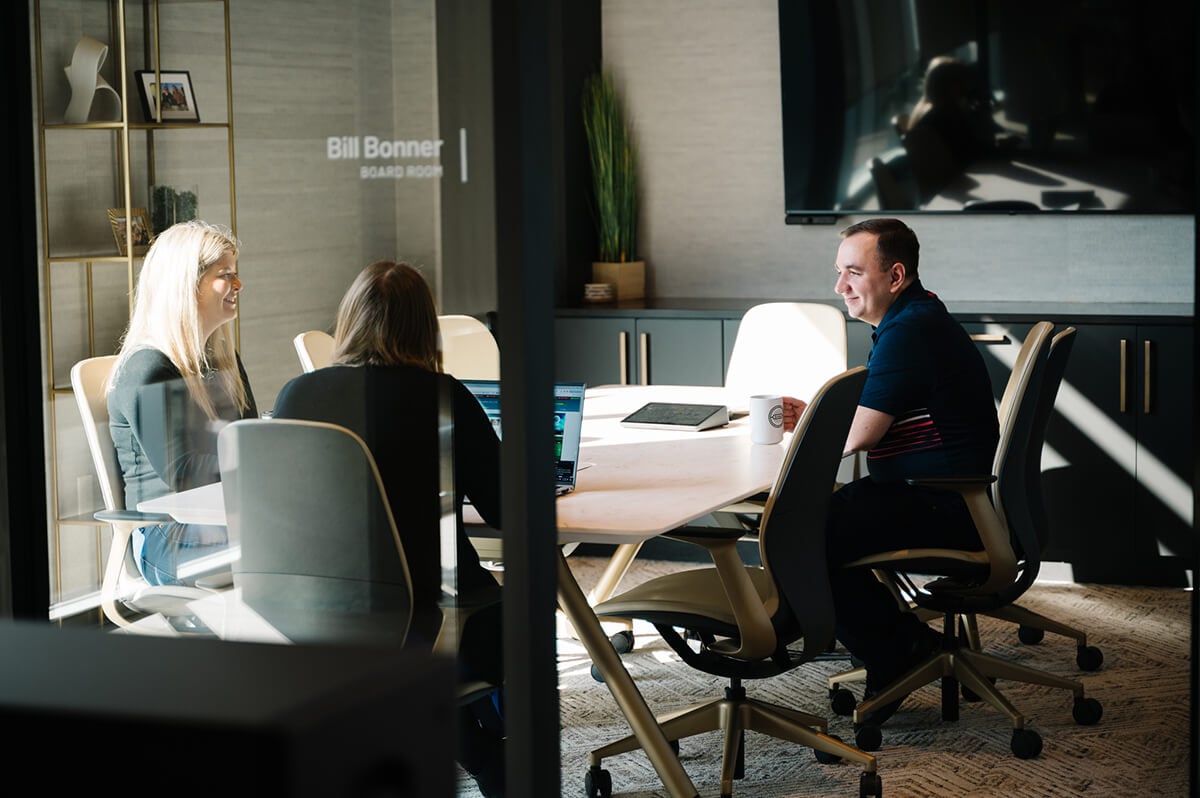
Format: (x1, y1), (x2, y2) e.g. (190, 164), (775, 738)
(557, 550), (698, 798)
(586, 541), (643, 605)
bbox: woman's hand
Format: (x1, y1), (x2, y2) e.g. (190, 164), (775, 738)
(781, 396), (807, 432)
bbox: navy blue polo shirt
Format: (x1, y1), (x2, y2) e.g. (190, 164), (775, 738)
(859, 281), (998, 482)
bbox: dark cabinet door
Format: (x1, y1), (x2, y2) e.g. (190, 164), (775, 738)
(555, 317), (635, 386)
(1039, 323), (1141, 583)
(633, 319), (724, 386)
(1130, 324), (1194, 582)
(1039, 323), (1192, 586)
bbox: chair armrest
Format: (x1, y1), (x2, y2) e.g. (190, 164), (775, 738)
(194, 569), (234, 590)
(903, 473), (1015, 593)
(663, 525), (745, 544)
(904, 475), (996, 491)
(664, 526), (777, 660)
(95, 508), (176, 525)
(127, 584), (213, 616)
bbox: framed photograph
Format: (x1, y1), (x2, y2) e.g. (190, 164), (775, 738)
(134, 70), (200, 122)
(108, 208), (152, 256)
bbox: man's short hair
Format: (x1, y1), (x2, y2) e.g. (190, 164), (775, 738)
(841, 218), (920, 278)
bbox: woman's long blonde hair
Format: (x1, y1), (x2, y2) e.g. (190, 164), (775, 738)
(332, 260), (442, 372)
(109, 220), (249, 418)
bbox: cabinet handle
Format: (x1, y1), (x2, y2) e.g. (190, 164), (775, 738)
(639, 332), (649, 385)
(1143, 339), (1152, 415)
(969, 333), (1009, 344)
(1118, 338), (1128, 413)
(618, 331), (628, 386)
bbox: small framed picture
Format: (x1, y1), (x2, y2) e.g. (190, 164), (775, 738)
(108, 208), (152, 256)
(134, 70), (200, 122)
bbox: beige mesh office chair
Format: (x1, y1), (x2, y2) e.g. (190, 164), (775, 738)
(584, 302), (851, 664)
(825, 327), (1099, 710)
(293, 329), (335, 373)
(970, 327), (1102, 667)
(439, 314), (501, 380)
(293, 316), (500, 379)
(218, 418), (417, 646)
(585, 367), (878, 797)
(836, 323), (1102, 757)
(70, 356), (226, 634)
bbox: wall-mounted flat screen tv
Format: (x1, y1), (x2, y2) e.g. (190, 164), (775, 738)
(779, 0), (1195, 222)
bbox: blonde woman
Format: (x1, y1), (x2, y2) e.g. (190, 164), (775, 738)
(107, 220), (257, 587)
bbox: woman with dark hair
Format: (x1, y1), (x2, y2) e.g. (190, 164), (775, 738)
(272, 259), (505, 797)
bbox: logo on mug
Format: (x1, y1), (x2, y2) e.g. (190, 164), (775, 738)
(768, 405), (784, 428)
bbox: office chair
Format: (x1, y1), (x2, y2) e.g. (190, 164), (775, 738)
(584, 302), (851, 666)
(70, 356), (226, 634)
(837, 323), (1102, 757)
(218, 418), (416, 646)
(436, 314), (504, 566)
(585, 367), (882, 798)
(826, 327), (1098, 714)
(868, 155), (919, 210)
(293, 315), (499, 378)
(439, 314), (500, 380)
(896, 116), (961, 203)
(293, 329), (335, 373)
(218, 417), (502, 727)
(971, 327), (1103, 668)
(719, 301), (853, 525)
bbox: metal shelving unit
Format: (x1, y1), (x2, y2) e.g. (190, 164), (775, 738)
(32, 0), (236, 618)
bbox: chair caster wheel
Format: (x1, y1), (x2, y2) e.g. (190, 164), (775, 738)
(1017, 625), (1045, 645)
(1011, 728), (1043, 759)
(585, 765), (612, 798)
(1073, 696), (1103, 725)
(609, 629), (635, 654)
(859, 770), (883, 797)
(814, 733), (844, 764)
(590, 662), (604, 682)
(830, 686), (857, 716)
(854, 724), (882, 752)
(1076, 644), (1103, 671)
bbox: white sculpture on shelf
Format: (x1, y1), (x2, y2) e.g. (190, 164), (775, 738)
(63, 36), (121, 124)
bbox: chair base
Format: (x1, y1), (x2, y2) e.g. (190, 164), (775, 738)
(850, 613), (1098, 756)
(590, 682), (876, 797)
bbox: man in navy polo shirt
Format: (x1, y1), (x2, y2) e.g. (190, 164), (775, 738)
(782, 218), (998, 726)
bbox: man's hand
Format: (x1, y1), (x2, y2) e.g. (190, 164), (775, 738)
(781, 396), (807, 432)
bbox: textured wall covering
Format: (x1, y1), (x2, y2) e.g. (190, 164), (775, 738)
(230, 2), (442, 406)
(599, 0), (1195, 307)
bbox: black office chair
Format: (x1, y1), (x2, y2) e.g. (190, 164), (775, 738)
(836, 323), (1102, 757)
(586, 367), (882, 798)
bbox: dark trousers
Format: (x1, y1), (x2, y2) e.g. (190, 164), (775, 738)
(826, 477), (980, 685)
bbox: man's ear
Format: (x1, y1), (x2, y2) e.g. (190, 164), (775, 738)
(888, 261), (907, 292)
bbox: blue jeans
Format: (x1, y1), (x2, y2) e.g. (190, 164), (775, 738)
(134, 522), (229, 586)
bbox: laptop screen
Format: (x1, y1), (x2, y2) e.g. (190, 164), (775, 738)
(461, 380), (586, 494)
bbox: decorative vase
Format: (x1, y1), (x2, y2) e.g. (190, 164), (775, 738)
(150, 185), (199, 233)
(591, 260), (645, 301)
(63, 36), (121, 124)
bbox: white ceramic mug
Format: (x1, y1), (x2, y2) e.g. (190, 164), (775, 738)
(749, 394), (784, 445)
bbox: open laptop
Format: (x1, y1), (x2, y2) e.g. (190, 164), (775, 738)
(461, 379), (586, 496)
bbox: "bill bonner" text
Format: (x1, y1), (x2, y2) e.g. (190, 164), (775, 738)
(327, 136), (444, 159)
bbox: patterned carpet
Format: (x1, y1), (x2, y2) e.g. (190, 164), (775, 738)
(460, 555), (1193, 797)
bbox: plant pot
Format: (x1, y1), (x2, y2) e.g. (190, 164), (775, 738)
(592, 260), (645, 301)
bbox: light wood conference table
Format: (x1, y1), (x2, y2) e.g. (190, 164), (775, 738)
(140, 383), (791, 798)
